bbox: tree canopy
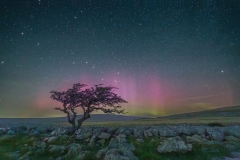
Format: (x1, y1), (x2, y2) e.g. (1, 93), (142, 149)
(50, 83), (127, 134)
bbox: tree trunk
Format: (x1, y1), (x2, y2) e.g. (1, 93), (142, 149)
(71, 114), (90, 134)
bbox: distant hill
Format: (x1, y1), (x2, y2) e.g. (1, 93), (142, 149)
(156, 105), (240, 119)
(0, 114), (141, 124)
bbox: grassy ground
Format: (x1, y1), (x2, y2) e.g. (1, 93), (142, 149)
(0, 132), (235, 160)
(128, 136), (231, 160)
(0, 115), (239, 160)
(79, 116), (240, 127)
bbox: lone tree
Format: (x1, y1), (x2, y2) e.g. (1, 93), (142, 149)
(50, 83), (127, 134)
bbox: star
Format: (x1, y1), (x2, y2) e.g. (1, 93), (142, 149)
(21, 32), (24, 35)
(1, 61), (4, 64)
(221, 70), (224, 73)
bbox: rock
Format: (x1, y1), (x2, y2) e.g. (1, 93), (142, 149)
(212, 130), (225, 141)
(33, 141), (46, 149)
(175, 126), (197, 135)
(116, 134), (127, 143)
(211, 157), (225, 160)
(98, 132), (111, 139)
(7, 130), (15, 135)
(96, 149), (107, 159)
(186, 135), (206, 144)
(134, 129), (144, 138)
(89, 135), (97, 146)
(230, 152), (240, 158)
(194, 126), (206, 135)
(18, 151), (32, 160)
(104, 148), (139, 160)
(152, 129), (159, 137)
(133, 129), (138, 137)
(224, 126), (240, 138)
(224, 157), (235, 160)
(8, 151), (20, 159)
(63, 143), (83, 159)
(225, 144), (238, 150)
(143, 130), (152, 137)
(157, 136), (192, 153)
(77, 151), (89, 160)
(35, 148), (45, 154)
(225, 136), (239, 143)
(76, 132), (92, 140)
(97, 139), (105, 146)
(158, 128), (178, 137)
(0, 127), (9, 134)
(47, 136), (59, 143)
(49, 145), (66, 153)
(136, 138), (144, 143)
(33, 130), (41, 136)
(108, 138), (118, 149)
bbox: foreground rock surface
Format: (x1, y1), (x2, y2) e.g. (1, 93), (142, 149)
(0, 124), (240, 159)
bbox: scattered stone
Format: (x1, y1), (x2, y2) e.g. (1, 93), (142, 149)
(49, 145), (66, 153)
(230, 152), (240, 158)
(158, 128), (178, 137)
(89, 135), (97, 146)
(75, 132), (92, 140)
(47, 136), (59, 143)
(98, 132), (111, 139)
(136, 138), (144, 143)
(157, 136), (192, 153)
(97, 139), (105, 146)
(33, 141), (46, 149)
(7, 130), (15, 135)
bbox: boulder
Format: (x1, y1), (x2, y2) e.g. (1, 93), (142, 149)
(97, 139), (105, 146)
(143, 130), (152, 137)
(76, 132), (92, 140)
(89, 135), (97, 146)
(206, 129), (225, 141)
(230, 152), (240, 158)
(49, 145), (67, 153)
(62, 143), (83, 159)
(194, 126), (206, 135)
(186, 135), (206, 144)
(96, 149), (107, 159)
(0, 127), (9, 134)
(7, 130), (15, 135)
(225, 136), (239, 143)
(98, 132), (111, 139)
(175, 126), (197, 135)
(104, 148), (139, 160)
(33, 141), (46, 149)
(151, 129), (159, 137)
(157, 136), (192, 153)
(136, 138), (144, 143)
(158, 128), (178, 137)
(47, 136), (59, 143)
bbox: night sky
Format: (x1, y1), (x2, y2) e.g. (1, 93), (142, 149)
(0, 0), (240, 118)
